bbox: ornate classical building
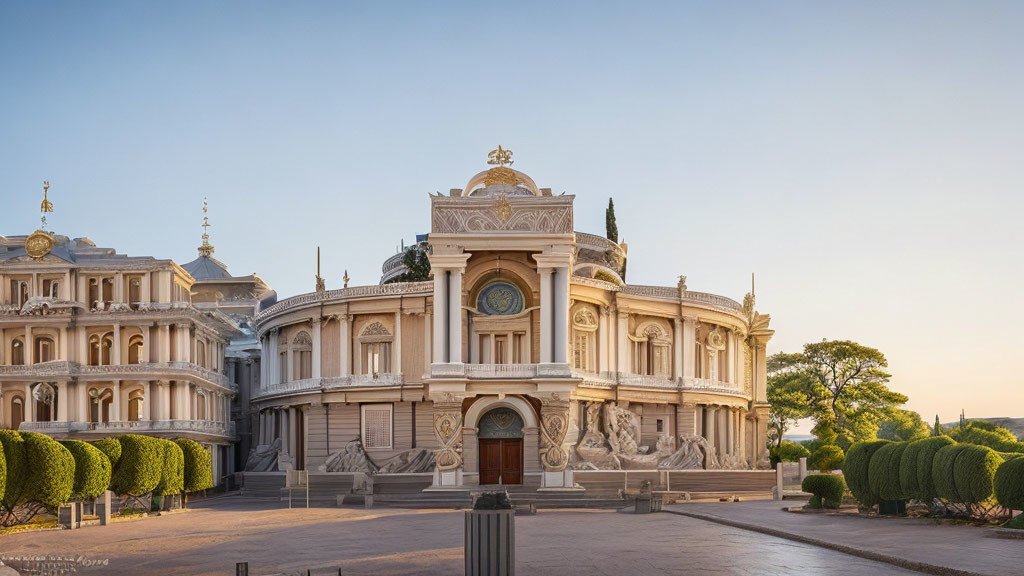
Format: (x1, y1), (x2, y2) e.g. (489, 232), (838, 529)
(0, 193), (272, 485)
(250, 149), (775, 492)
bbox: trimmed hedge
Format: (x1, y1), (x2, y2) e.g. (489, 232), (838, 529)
(60, 440), (112, 501)
(900, 436), (955, 502)
(21, 432), (75, 509)
(0, 430), (28, 511)
(111, 434), (164, 496)
(808, 445), (845, 472)
(802, 474), (846, 509)
(176, 438), (214, 492)
(932, 444), (1003, 504)
(154, 440), (184, 497)
(995, 457), (1024, 511)
(869, 442), (908, 502)
(91, 438), (122, 469)
(770, 441), (811, 466)
(843, 440), (890, 507)
(0, 436), (5, 502)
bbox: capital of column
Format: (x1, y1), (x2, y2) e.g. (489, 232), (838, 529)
(428, 252), (471, 273)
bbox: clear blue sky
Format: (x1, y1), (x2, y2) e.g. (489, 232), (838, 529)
(2, 2), (1022, 429)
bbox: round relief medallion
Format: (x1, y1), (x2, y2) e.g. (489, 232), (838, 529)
(25, 230), (55, 259)
(477, 281), (524, 316)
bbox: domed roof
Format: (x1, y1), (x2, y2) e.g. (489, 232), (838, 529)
(182, 255), (232, 280)
(462, 146), (545, 197)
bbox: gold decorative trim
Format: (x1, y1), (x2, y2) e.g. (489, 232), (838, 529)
(482, 166), (521, 187)
(25, 230), (55, 260)
(494, 194), (512, 222)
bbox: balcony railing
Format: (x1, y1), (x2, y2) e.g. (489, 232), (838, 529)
(0, 361), (233, 390)
(19, 419), (236, 438)
(464, 363), (540, 379)
(618, 374), (678, 389)
(254, 373), (406, 399)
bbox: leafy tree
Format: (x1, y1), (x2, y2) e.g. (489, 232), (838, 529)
(60, 440), (112, 501)
(933, 415), (943, 436)
(176, 438), (214, 493)
(605, 198), (618, 243)
(877, 410), (930, 442)
(949, 420), (1024, 453)
(386, 244), (431, 283)
(766, 355), (814, 447)
(768, 340), (907, 449)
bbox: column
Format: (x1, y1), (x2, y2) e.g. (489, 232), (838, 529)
(114, 272), (124, 303)
(111, 381), (121, 421)
(113, 324), (122, 365)
(448, 268), (463, 363)
(705, 406), (716, 453)
(616, 312), (628, 375)
(538, 267), (553, 363)
(140, 273), (150, 304)
(422, 311), (432, 378)
(267, 330), (278, 385)
(673, 318), (683, 380)
(340, 315), (351, 377)
(432, 271), (448, 363)
(682, 316), (697, 379)
(739, 411), (748, 464)
(312, 318), (322, 379)
(59, 327), (68, 361)
(539, 395), (572, 487)
(57, 382), (69, 421)
(726, 331), (736, 384)
(25, 325), (33, 365)
(142, 381), (152, 420)
(598, 306), (609, 374)
(77, 382), (89, 422)
(553, 266), (569, 364)
(24, 383), (33, 422)
(726, 408), (735, 456)
(393, 310), (402, 374)
(159, 324), (170, 363)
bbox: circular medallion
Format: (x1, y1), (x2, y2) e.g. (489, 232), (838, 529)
(477, 281), (524, 316)
(25, 230), (55, 260)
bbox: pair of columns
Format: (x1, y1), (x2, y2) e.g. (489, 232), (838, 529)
(430, 253), (471, 364)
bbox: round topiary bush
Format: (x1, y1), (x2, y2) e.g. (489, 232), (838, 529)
(60, 440), (112, 501)
(175, 438), (214, 492)
(932, 444), (1003, 504)
(995, 457), (1024, 512)
(802, 474), (846, 509)
(154, 439), (184, 497)
(842, 440), (890, 507)
(0, 430), (28, 514)
(111, 434), (164, 496)
(899, 436), (955, 502)
(770, 441), (811, 466)
(91, 437), (122, 469)
(21, 432), (75, 509)
(808, 445), (845, 472)
(0, 437), (6, 503)
(869, 442), (908, 502)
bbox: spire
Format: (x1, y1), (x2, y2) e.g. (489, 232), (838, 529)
(315, 246), (326, 292)
(198, 197), (215, 257)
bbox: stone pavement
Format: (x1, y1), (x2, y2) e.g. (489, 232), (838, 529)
(665, 499), (1024, 576)
(0, 496), (919, 575)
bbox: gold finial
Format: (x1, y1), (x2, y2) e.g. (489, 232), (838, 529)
(39, 180), (54, 230)
(487, 145), (514, 167)
(198, 197), (215, 256)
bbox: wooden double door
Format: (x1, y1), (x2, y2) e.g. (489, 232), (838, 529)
(478, 438), (523, 485)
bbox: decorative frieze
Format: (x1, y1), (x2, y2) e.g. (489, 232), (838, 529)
(430, 195), (574, 235)
(539, 393), (570, 471)
(433, 400), (465, 471)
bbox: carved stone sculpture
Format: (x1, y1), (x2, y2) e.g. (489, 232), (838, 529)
(323, 439), (377, 473)
(244, 438), (282, 472)
(433, 402), (464, 471)
(539, 395), (571, 471)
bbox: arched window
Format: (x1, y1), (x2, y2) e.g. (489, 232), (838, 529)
(196, 391), (208, 421)
(278, 332), (288, 382)
(359, 322), (392, 377)
(293, 331), (312, 380)
(571, 305), (599, 373)
(128, 277), (141, 305)
(89, 334), (113, 366)
(89, 388), (113, 423)
(196, 341), (207, 368)
(11, 280), (29, 307)
(128, 335), (145, 365)
(10, 397), (24, 430)
(127, 389), (144, 421)
(632, 321), (672, 377)
(32, 383), (56, 422)
(102, 334), (113, 365)
(42, 279), (59, 299)
(35, 337), (55, 363)
(11, 339), (24, 366)
(88, 278), (100, 309)
(101, 278), (114, 309)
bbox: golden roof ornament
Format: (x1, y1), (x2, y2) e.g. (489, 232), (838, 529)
(198, 197), (215, 257)
(483, 145), (522, 187)
(26, 181), (55, 260)
(315, 247), (326, 292)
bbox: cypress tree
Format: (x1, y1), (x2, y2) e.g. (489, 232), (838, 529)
(933, 415), (942, 436)
(605, 198), (618, 243)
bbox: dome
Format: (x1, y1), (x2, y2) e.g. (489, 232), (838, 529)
(464, 167), (542, 197)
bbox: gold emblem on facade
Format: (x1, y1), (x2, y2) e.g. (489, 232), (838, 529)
(25, 230), (55, 260)
(483, 145), (522, 187)
(494, 194), (512, 221)
(487, 145), (514, 167)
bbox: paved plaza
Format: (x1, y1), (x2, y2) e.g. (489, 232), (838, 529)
(0, 496), (927, 576)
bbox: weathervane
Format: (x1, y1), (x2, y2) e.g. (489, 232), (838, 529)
(198, 197), (215, 256)
(40, 181), (54, 230)
(487, 145), (514, 167)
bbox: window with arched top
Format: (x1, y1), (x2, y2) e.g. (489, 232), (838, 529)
(196, 340), (207, 368)
(11, 339), (25, 366)
(571, 305), (599, 373)
(89, 388), (113, 423)
(10, 396), (24, 430)
(11, 280), (29, 307)
(128, 335), (145, 365)
(43, 279), (59, 299)
(127, 389), (145, 422)
(35, 337), (55, 363)
(89, 334), (114, 366)
(632, 321), (672, 376)
(101, 278), (114, 308)
(293, 331), (312, 380)
(359, 322), (392, 376)
(196, 391), (208, 421)
(33, 382), (57, 422)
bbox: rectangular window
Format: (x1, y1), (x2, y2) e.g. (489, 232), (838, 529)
(361, 403), (393, 449)
(656, 419), (664, 433)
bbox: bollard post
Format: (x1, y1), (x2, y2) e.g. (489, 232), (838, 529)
(775, 465), (784, 500)
(99, 490), (112, 525)
(235, 562), (248, 576)
(798, 457), (808, 481)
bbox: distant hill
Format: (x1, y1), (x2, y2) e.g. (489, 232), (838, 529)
(942, 417), (1024, 440)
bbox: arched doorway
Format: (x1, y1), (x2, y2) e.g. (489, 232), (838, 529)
(478, 407), (524, 485)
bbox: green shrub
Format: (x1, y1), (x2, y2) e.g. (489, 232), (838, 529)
(932, 444), (1003, 504)
(0, 436), (5, 503)
(0, 430), (29, 511)
(802, 474), (846, 509)
(808, 445), (845, 471)
(91, 438), (122, 469)
(994, 457), (1024, 511)
(770, 441), (811, 466)
(60, 440), (112, 501)
(154, 440), (184, 497)
(1006, 515), (1024, 529)
(868, 442), (908, 502)
(111, 434), (163, 496)
(176, 439), (214, 492)
(842, 440), (890, 507)
(21, 432), (74, 509)
(997, 452), (1024, 462)
(900, 436), (955, 502)
(949, 423), (1024, 453)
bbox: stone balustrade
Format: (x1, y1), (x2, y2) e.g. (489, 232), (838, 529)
(254, 373), (406, 399)
(19, 419), (236, 438)
(464, 363), (540, 379)
(0, 360), (234, 391)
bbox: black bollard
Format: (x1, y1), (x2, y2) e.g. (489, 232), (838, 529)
(235, 562), (248, 576)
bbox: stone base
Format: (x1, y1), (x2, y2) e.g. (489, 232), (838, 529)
(429, 468), (465, 489)
(541, 470), (575, 488)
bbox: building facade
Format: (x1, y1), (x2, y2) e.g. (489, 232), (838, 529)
(0, 198), (272, 485)
(250, 150), (775, 490)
